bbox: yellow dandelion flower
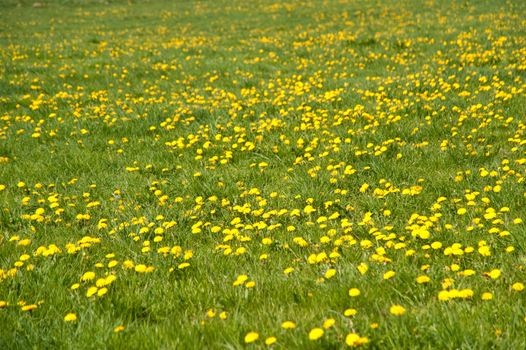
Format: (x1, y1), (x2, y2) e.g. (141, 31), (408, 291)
(346, 333), (369, 347)
(416, 275), (430, 284)
(348, 288), (360, 297)
(481, 292), (493, 300)
(512, 282), (524, 291)
(64, 313), (77, 322)
(282, 321), (296, 329)
(383, 271), (396, 280)
(21, 304), (37, 312)
(308, 328), (324, 340)
(357, 263), (368, 275)
(134, 264), (147, 273)
(245, 331), (259, 343)
(81, 271), (95, 281)
(265, 337), (277, 345)
(322, 318), (335, 329)
(325, 269), (336, 279)
(389, 304), (406, 316)
(487, 269), (501, 279)
(86, 286), (98, 297)
(344, 308), (357, 317)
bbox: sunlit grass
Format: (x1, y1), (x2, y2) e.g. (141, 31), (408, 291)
(1, 0), (526, 348)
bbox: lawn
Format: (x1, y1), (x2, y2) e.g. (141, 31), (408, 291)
(1, 0), (526, 348)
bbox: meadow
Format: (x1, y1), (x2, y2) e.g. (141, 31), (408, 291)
(1, 0), (526, 348)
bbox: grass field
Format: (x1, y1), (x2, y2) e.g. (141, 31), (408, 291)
(1, 0), (526, 348)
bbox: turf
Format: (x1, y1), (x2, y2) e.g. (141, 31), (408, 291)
(1, 0), (526, 348)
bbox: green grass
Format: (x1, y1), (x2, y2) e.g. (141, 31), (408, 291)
(1, 0), (526, 348)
